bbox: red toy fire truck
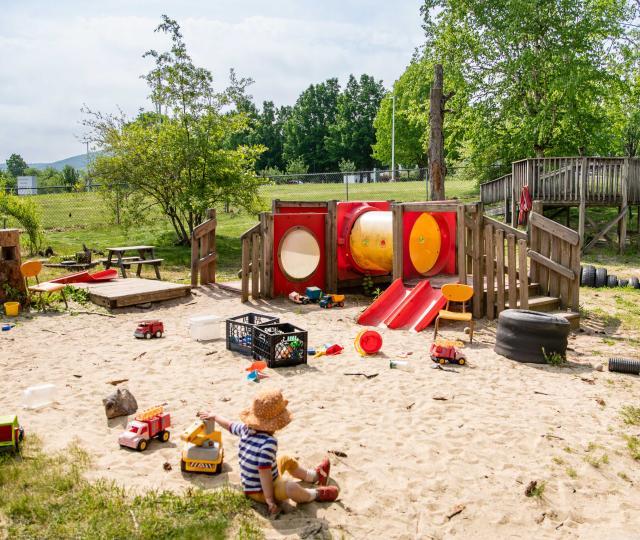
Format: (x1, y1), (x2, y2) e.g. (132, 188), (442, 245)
(118, 405), (171, 451)
(430, 340), (466, 366)
(134, 320), (164, 339)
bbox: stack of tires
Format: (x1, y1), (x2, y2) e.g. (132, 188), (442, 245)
(580, 265), (640, 289)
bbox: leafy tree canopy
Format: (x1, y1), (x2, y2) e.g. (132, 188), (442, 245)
(5, 154), (28, 177)
(84, 16), (265, 244)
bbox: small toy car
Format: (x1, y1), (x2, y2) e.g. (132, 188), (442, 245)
(118, 406), (171, 451)
(430, 341), (466, 365)
(180, 418), (224, 474)
(320, 294), (345, 309)
(0, 415), (24, 452)
(288, 291), (310, 304)
(305, 287), (323, 303)
(134, 320), (164, 339)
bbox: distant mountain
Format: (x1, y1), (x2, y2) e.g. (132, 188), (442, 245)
(1, 151), (101, 172)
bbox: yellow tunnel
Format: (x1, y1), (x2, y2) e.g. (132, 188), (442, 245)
(349, 211), (442, 275)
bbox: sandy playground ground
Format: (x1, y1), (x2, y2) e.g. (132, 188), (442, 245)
(1, 286), (640, 539)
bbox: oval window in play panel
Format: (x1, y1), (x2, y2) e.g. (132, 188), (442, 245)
(278, 226), (321, 281)
(409, 212), (442, 275)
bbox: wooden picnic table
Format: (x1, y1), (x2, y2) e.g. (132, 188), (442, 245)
(104, 246), (163, 279)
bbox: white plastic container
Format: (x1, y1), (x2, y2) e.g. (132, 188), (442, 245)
(189, 315), (222, 341)
(22, 383), (57, 409)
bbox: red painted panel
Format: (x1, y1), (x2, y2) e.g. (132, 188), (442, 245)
(402, 211), (457, 281)
(273, 213), (326, 296)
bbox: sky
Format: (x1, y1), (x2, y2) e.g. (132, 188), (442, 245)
(0, 0), (424, 164)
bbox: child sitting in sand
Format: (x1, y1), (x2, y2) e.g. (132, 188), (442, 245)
(198, 388), (338, 515)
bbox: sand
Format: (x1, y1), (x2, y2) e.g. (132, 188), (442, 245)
(1, 286), (640, 539)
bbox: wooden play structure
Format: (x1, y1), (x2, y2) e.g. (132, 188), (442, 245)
(238, 199), (582, 327)
(480, 156), (640, 253)
(190, 209), (217, 287)
(0, 229), (26, 303)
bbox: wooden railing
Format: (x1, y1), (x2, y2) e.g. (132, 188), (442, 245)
(476, 205), (581, 320)
(528, 207), (581, 311)
(482, 216), (529, 319)
(240, 222), (263, 302)
(480, 173), (511, 205)
(190, 209), (217, 287)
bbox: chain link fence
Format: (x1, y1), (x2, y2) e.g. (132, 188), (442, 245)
(2, 167), (478, 233)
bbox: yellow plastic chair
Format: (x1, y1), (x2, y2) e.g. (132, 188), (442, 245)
(21, 261), (68, 311)
(433, 283), (474, 343)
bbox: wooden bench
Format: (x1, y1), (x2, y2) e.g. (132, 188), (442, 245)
(133, 258), (164, 280)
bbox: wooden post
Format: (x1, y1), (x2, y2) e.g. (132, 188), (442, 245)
(517, 238), (529, 310)
(620, 158), (629, 253)
(457, 204), (466, 284)
(190, 232), (199, 288)
(495, 229), (505, 315)
(392, 203), (404, 281)
(199, 227), (209, 285)
(578, 157), (587, 247)
(472, 203), (484, 318)
(428, 64), (452, 200)
(260, 212), (274, 298)
(530, 201), (542, 285)
(206, 208), (216, 284)
(507, 234), (517, 308)
(485, 224), (495, 320)
(241, 236), (250, 302)
(510, 162), (517, 227)
(325, 200), (338, 292)
(251, 232), (260, 299)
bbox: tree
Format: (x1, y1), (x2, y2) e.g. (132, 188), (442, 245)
(420, 0), (635, 181)
(61, 165), (80, 191)
(254, 101), (291, 171)
(283, 79), (340, 172)
(429, 64), (454, 200)
(5, 154), (28, 177)
(85, 16), (265, 245)
(37, 167), (63, 188)
(327, 74), (385, 170)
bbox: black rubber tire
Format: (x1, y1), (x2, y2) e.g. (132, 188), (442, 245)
(607, 275), (618, 288)
(595, 267), (607, 288)
(494, 309), (570, 364)
(180, 459), (187, 472)
(630, 277), (640, 289)
(581, 265), (596, 287)
(619, 278), (629, 288)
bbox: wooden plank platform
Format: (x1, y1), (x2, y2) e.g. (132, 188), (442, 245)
(76, 278), (191, 309)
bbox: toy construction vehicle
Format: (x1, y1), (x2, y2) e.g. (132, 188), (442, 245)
(118, 405), (171, 451)
(288, 291), (310, 305)
(430, 340), (466, 366)
(134, 320), (164, 339)
(0, 415), (24, 452)
(305, 287), (323, 303)
(180, 419), (224, 474)
(319, 294), (345, 309)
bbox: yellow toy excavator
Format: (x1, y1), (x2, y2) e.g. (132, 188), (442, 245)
(180, 418), (224, 474)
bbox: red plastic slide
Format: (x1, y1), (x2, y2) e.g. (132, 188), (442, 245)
(49, 269), (118, 285)
(357, 279), (411, 327)
(357, 278), (446, 332)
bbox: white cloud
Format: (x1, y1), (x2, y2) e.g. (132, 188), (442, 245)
(0, 2), (423, 163)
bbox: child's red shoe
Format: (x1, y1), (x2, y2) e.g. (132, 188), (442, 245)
(315, 485), (339, 502)
(315, 458), (330, 486)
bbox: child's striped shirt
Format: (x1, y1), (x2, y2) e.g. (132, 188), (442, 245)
(230, 422), (278, 492)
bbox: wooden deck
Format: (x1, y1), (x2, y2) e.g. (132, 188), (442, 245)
(76, 278), (191, 309)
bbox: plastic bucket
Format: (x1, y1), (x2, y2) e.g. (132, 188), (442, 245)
(4, 302), (19, 317)
(354, 329), (383, 356)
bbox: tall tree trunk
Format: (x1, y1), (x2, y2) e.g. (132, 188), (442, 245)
(429, 64), (446, 200)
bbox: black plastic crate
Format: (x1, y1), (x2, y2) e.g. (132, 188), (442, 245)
(226, 313), (279, 356)
(252, 323), (308, 368)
